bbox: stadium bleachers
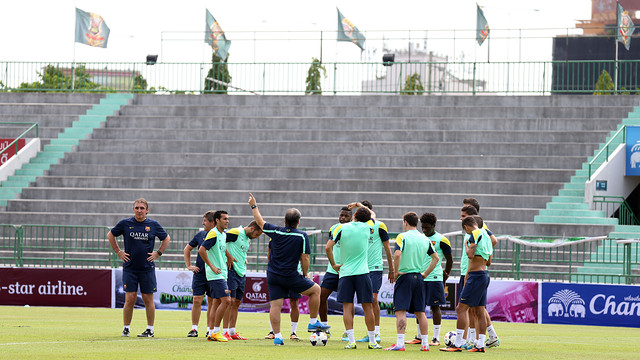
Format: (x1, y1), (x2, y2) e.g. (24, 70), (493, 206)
(1, 94), (639, 239)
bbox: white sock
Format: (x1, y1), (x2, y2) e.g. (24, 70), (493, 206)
(213, 326), (220, 334)
(191, 324), (198, 331)
(478, 334), (486, 349)
(487, 325), (498, 339)
(275, 332), (283, 340)
(455, 329), (465, 347)
(468, 328), (476, 343)
(397, 333), (406, 346)
(347, 329), (355, 343)
(368, 330), (376, 344)
(147, 325), (154, 332)
(206, 327), (211, 336)
(374, 325), (380, 336)
(222, 328), (229, 335)
(417, 323), (422, 337)
(309, 317), (317, 324)
(269, 324), (273, 332)
(433, 325), (441, 340)
(321, 321), (328, 326)
(291, 322), (298, 334)
(124, 325), (130, 330)
(421, 334), (428, 347)
(229, 327), (236, 335)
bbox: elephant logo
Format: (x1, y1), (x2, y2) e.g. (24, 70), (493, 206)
(548, 289), (586, 318)
(630, 142), (640, 169)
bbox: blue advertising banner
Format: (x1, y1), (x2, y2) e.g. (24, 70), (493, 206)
(542, 282), (640, 328)
(626, 126), (640, 176)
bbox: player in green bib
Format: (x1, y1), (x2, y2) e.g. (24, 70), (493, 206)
(222, 221), (262, 340)
(198, 210), (231, 342)
(385, 212), (439, 352)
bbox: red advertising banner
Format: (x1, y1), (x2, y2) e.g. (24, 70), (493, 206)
(0, 139), (26, 164)
(0, 267), (111, 307)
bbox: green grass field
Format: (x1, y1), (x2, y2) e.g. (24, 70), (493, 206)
(1, 306), (638, 359)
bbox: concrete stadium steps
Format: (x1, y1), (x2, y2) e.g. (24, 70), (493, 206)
(29, 175), (562, 195)
(46, 164), (574, 183)
(74, 139), (601, 157)
(105, 115), (625, 132)
(90, 127), (610, 144)
(609, 225), (640, 239)
(61, 151), (587, 169)
(0, 93), (105, 104)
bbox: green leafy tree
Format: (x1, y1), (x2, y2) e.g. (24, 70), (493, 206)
(17, 64), (104, 92)
(132, 74), (149, 92)
(204, 53), (231, 94)
(305, 58), (326, 95)
(593, 69), (615, 95)
(401, 73), (424, 95)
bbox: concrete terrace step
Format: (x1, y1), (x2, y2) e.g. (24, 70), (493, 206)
(75, 139), (601, 157)
(33, 176), (564, 195)
(0, 104), (93, 115)
(47, 164), (574, 183)
(61, 151), (587, 169)
(0, 93), (105, 104)
(534, 215), (618, 225)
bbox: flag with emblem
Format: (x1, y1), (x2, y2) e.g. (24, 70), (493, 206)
(205, 9), (231, 60)
(476, 4), (489, 46)
(337, 8), (366, 50)
(75, 8), (110, 48)
(617, 2), (635, 50)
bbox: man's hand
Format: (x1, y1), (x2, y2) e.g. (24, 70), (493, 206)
(117, 250), (130, 262)
(248, 193), (257, 207)
(387, 269), (396, 283)
(210, 265), (221, 274)
(227, 255), (236, 270)
(187, 265), (200, 273)
(331, 264), (342, 273)
(147, 251), (160, 262)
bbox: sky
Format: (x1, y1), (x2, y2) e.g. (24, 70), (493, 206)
(0, 0), (593, 64)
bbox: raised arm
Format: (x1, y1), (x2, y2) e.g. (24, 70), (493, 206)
(248, 193), (265, 229)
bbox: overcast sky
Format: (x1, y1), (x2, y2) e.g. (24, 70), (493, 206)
(0, 0), (592, 64)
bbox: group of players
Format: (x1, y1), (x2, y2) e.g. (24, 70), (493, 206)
(108, 195), (501, 352)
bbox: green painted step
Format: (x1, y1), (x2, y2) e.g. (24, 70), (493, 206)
(49, 138), (79, 146)
(43, 144), (73, 152)
(1, 180), (31, 188)
(546, 202), (589, 210)
(14, 169), (43, 176)
(609, 232), (640, 239)
(563, 183), (584, 190)
(614, 225), (640, 232)
(20, 163), (51, 171)
(534, 215), (618, 225)
(551, 196), (585, 203)
(538, 209), (606, 217)
(558, 189), (584, 197)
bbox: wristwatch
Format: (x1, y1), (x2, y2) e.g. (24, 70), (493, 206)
(251, 204), (257, 209)
(156, 250), (163, 256)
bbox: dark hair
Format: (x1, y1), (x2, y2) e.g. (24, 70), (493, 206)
(213, 210), (228, 222)
(285, 208), (301, 228)
(340, 206), (352, 213)
(361, 200), (373, 210)
(403, 212), (419, 227)
(203, 210), (216, 222)
(420, 212), (437, 227)
(462, 216), (478, 228)
(472, 215), (484, 229)
(461, 205), (478, 216)
(463, 198), (480, 212)
(354, 207), (371, 222)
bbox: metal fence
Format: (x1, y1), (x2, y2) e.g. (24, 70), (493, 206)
(1, 60), (639, 95)
(1, 225), (637, 284)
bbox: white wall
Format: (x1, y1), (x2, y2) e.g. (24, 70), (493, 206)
(0, 138), (40, 183)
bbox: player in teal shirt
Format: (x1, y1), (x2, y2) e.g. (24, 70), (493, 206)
(326, 207), (382, 350)
(198, 210), (231, 342)
(385, 212), (438, 351)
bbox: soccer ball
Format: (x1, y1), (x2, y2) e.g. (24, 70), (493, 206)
(443, 331), (456, 347)
(309, 330), (328, 346)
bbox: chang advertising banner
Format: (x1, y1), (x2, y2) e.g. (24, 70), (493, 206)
(626, 126), (640, 176)
(542, 282), (640, 328)
(0, 267), (111, 307)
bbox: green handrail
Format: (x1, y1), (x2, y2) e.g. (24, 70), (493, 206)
(0, 122), (39, 159)
(588, 125), (626, 180)
(593, 195), (640, 225)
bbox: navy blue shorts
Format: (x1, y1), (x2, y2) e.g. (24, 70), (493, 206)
(393, 273), (426, 313)
(369, 271), (383, 293)
(424, 280), (446, 306)
(459, 270), (490, 307)
(123, 269), (156, 294)
(288, 290), (302, 300)
(207, 279), (231, 299)
(227, 269), (246, 300)
(458, 275), (466, 302)
(321, 272), (339, 292)
(337, 274), (373, 304)
(192, 273), (209, 297)
(267, 271), (315, 301)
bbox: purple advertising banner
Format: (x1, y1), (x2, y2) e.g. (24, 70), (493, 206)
(0, 267), (111, 307)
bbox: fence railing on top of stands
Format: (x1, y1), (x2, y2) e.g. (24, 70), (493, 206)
(2, 60), (640, 95)
(1, 224), (638, 285)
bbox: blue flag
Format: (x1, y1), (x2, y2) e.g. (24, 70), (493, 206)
(476, 4), (489, 46)
(337, 8), (366, 50)
(205, 9), (231, 60)
(75, 8), (110, 48)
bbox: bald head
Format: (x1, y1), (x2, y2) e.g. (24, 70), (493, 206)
(284, 208), (301, 228)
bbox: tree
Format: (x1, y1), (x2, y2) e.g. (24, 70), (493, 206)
(401, 73), (424, 95)
(17, 64), (103, 92)
(204, 53), (231, 94)
(305, 58), (326, 95)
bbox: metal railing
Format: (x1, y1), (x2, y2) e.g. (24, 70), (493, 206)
(0, 122), (38, 161)
(593, 195), (640, 225)
(2, 60), (640, 95)
(1, 225), (637, 284)
(588, 125), (626, 180)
